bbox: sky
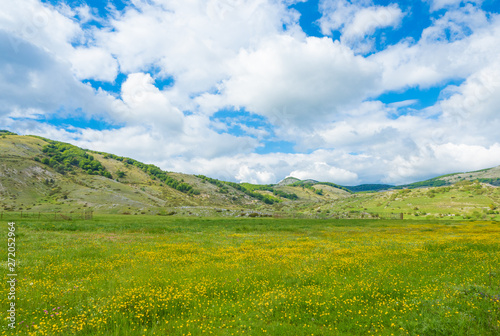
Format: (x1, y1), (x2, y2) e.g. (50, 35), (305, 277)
(1, 0), (500, 185)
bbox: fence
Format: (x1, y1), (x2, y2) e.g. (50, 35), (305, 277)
(1, 210), (402, 221)
(0, 210), (93, 221)
(326, 211), (404, 220)
(274, 212), (405, 220)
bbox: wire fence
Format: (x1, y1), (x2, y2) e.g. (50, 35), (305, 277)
(274, 212), (405, 220)
(327, 211), (404, 220)
(0, 210), (94, 221)
(1, 210), (403, 221)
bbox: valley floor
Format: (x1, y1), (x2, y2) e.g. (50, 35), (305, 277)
(1, 215), (499, 335)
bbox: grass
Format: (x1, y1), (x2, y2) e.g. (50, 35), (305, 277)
(1, 215), (500, 335)
(319, 182), (500, 220)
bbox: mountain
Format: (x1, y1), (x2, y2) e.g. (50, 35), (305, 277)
(1, 132), (500, 218)
(276, 176), (300, 186)
(395, 167), (500, 189)
(0, 133), (350, 215)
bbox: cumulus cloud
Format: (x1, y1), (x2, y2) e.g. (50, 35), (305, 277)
(0, 30), (117, 120)
(382, 143), (500, 184)
(319, 0), (404, 52)
(216, 35), (380, 126)
(438, 60), (500, 143)
(342, 5), (403, 39)
(94, 0), (299, 98)
(3, 0), (500, 186)
(427, 0), (483, 12)
(118, 73), (184, 131)
(370, 8), (500, 91)
(290, 162), (359, 184)
(162, 150), (362, 185)
(0, 0), (82, 56)
(70, 47), (118, 82)
(421, 4), (489, 43)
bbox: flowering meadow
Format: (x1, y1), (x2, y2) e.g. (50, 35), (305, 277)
(1, 216), (500, 335)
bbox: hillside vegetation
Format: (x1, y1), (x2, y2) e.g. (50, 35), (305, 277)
(0, 134), (350, 215)
(1, 133), (500, 218)
(314, 181), (500, 221)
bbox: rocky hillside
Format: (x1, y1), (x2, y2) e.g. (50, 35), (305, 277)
(0, 133), (350, 215)
(2, 132), (500, 218)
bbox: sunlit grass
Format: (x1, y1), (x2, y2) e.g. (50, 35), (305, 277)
(1, 216), (500, 335)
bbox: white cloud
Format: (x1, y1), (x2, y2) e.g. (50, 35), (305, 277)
(427, 0), (483, 12)
(118, 73), (184, 131)
(421, 4), (488, 43)
(383, 143), (500, 184)
(215, 35), (380, 126)
(70, 47), (118, 82)
(236, 165), (277, 185)
(163, 150), (362, 185)
(370, 10), (500, 92)
(319, 0), (403, 52)
(0, 0), (83, 60)
(94, 0), (300, 99)
(238, 124), (270, 139)
(438, 60), (500, 143)
(343, 5), (403, 39)
(318, 0), (370, 34)
(290, 162), (359, 184)
(0, 0), (115, 84)
(3, 0), (500, 187)
(0, 30), (117, 120)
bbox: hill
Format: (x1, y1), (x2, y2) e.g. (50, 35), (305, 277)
(2, 133), (500, 218)
(395, 167), (500, 189)
(0, 133), (351, 215)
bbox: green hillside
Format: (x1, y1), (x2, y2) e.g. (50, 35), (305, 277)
(2, 133), (500, 218)
(311, 181), (500, 221)
(395, 167), (500, 189)
(0, 134), (350, 215)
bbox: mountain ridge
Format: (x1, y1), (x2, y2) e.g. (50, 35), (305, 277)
(2, 132), (500, 218)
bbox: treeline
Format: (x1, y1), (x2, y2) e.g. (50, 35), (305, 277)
(292, 182), (324, 195)
(315, 182), (352, 193)
(101, 153), (200, 195)
(396, 178), (449, 189)
(290, 180), (351, 195)
(272, 189), (298, 200)
(0, 130), (17, 135)
(38, 141), (112, 178)
(34, 138), (199, 195)
(224, 182), (279, 204)
(243, 184), (299, 200)
(477, 178), (500, 186)
(343, 184), (394, 192)
(196, 175), (298, 204)
(196, 175), (227, 192)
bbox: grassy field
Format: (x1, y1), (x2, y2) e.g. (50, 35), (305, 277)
(317, 182), (500, 220)
(1, 215), (500, 335)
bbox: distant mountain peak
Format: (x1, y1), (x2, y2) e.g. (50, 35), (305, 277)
(277, 176), (301, 186)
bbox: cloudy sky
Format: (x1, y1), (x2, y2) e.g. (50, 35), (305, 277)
(1, 0), (500, 185)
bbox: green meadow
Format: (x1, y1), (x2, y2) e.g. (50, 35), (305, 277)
(1, 215), (500, 335)
(318, 182), (500, 221)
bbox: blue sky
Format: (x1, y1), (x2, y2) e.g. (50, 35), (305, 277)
(2, 0), (500, 185)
